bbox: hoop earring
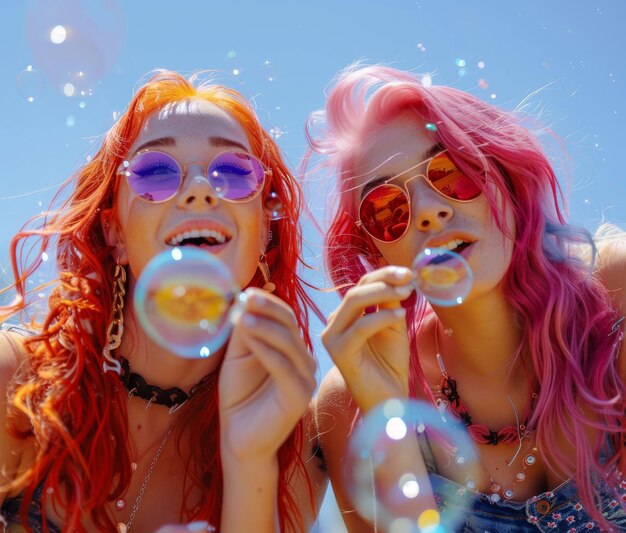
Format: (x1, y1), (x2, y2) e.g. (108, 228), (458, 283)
(257, 254), (276, 293)
(102, 263), (126, 375)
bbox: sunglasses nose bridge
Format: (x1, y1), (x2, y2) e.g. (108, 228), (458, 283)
(178, 162), (220, 205)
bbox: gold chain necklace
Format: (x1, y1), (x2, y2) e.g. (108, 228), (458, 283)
(115, 429), (172, 533)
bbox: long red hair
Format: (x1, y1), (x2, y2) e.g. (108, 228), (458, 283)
(1, 70), (317, 531)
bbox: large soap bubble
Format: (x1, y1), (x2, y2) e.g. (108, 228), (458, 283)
(25, 0), (125, 95)
(346, 399), (478, 532)
(134, 247), (245, 359)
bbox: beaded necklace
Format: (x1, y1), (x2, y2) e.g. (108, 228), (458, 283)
(435, 353), (538, 445)
(433, 328), (539, 501)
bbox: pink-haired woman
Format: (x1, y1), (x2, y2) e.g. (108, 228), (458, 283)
(0, 70), (326, 532)
(309, 64), (626, 531)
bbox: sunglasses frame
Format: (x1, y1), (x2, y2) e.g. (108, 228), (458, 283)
(119, 149), (272, 204)
(356, 151), (481, 244)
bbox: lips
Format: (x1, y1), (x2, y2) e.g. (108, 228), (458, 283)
(425, 233), (477, 257)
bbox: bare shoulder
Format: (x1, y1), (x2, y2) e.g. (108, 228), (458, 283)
(594, 233), (626, 311)
(315, 366), (375, 532)
(593, 230), (626, 380)
(0, 327), (32, 503)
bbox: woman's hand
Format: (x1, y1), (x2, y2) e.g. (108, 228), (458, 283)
(218, 288), (317, 462)
(322, 265), (414, 413)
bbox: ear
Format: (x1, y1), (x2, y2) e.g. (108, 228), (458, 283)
(100, 208), (128, 265)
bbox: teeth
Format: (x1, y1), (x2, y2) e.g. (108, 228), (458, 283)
(167, 229), (228, 246)
(438, 239), (466, 251)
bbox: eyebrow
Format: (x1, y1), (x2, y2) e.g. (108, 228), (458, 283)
(131, 136), (250, 157)
(359, 142), (446, 198)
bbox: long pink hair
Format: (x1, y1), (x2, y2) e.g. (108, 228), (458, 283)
(306, 64), (625, 527)
(1, 70), (317, 531)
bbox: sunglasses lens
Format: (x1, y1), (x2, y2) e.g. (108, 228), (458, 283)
(359, 184), (410, 242)
(208, 152), (265, 201)
(125, 151), (181, 202)
(428, 153), (481, 201)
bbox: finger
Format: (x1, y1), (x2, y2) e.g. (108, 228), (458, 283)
(237, 311), (317, 380)
(242, 288), (299, 330)
(357, 265), (413, 288)
(323, 307), (407, 364)
(245, 335), (316, 403)
(327, 280), (413, 335)
(358, 265), (415, 312)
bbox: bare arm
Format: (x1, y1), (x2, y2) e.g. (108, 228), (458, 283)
(316, 367), (376, 532)
(0, 329), (29, 505)
(289, 401), (328, 532)
(218, 290), (318, 532)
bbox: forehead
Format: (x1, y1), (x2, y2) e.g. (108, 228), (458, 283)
(129, 99), (251, 153)
(353, 113), (434, 183)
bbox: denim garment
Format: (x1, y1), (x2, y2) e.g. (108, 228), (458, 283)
(430, 470), (626, 532)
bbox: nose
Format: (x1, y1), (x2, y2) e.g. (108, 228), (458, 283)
(176, 165), (218, 207)
(409, 180), (453, 232)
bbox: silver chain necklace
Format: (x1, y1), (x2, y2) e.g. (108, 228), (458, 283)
(115, 429), (172, 533)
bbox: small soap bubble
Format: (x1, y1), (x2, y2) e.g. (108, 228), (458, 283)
(227, 50), (236, 59)
(425, 123), (437, 132)
(347, 399), (476, 532)
(413, 248), (473, 307)
(422, 74), (432, 87)
(454, 58), (466, 68)
(16, 65), (45, 102)
(66, 115), (76, 127)
(41, 252), (49, 262)
(478, 79), (489, 90)
(458, 68), (467, 77)
(261, 60), (277, 81)
(270, 127), (283, 139)
(490, 93), (497, 100)
(79, 101), (86, 109)
(263, 191), (285, 220)
(417, 43), (427, 52)
(63, 83), (75, 97)
(477, 61), (485, 69)
(134, 248), (241, 358)
(232, 68), (241, 76)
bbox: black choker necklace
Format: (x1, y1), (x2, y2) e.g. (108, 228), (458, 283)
(119, 356), (215, 409)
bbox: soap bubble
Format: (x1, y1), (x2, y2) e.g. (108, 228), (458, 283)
(25, 0), (125, 95)
(413, 248), (473, 306)
(346, 399), (477, 532)
(16, 65), (45, 102)
(134, 248), (244, 358)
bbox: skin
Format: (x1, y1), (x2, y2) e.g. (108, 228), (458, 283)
(316, 113), (626, 531)
(0, 99), (327, 532)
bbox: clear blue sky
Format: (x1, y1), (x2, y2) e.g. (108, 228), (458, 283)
(1, 1), (624, 528)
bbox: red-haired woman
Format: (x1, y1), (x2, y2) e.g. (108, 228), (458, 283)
(308, 64), (626, 531)
(0, 70), (326, 532)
